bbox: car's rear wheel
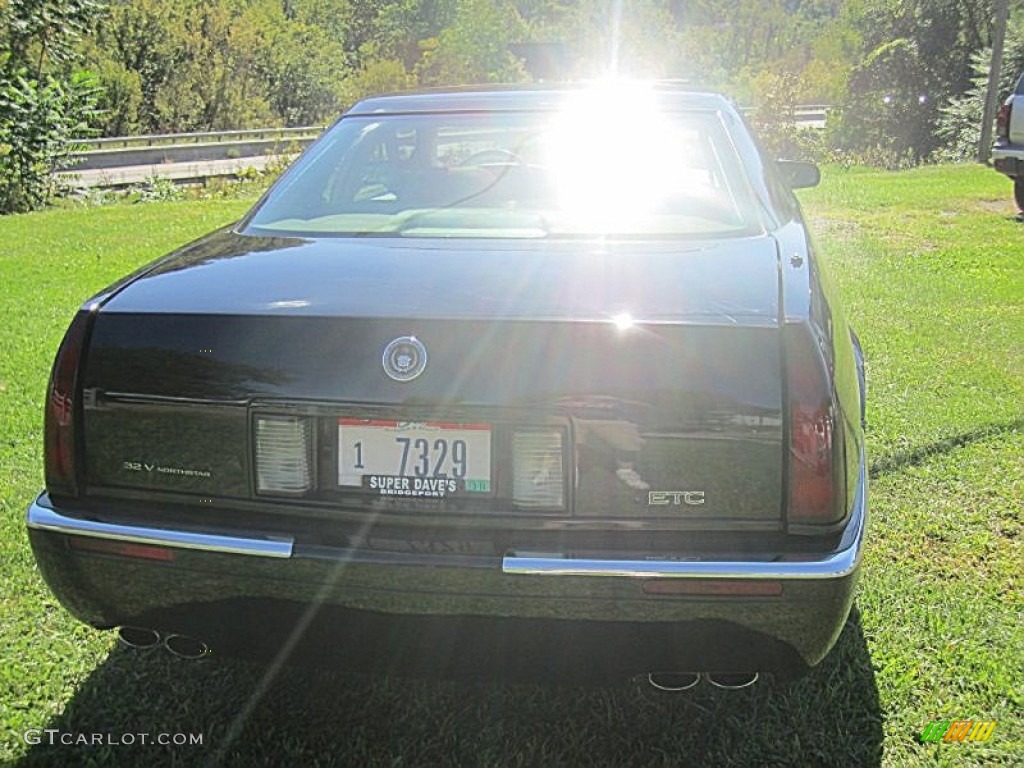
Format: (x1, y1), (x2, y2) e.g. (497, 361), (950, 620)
(1015, 179), (1024, 212)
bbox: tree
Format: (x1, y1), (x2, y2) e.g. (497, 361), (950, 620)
(978, 0), (1010, 161)
(835, 0), (1000, 164)
(82, 0), (179, 133)
(344, 52), (412, 104)
(85, 0), (354, 133)
(2, 0), (104, 75)
(835, 37), (935, 166)
(0, 0), (105, 212)
(258, 7), (349, 125)
(416, 0), (527, 86)
(148, 3), (276, 132)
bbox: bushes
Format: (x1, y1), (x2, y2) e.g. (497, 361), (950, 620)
(934, 22), (1024, 163)
(0, 71), (100, 213)
(0, 0), (105, 213)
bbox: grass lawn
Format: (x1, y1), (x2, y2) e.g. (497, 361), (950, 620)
(1, 166), (1021, 766)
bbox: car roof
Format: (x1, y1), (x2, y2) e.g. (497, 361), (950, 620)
(346, 84), (733, 115)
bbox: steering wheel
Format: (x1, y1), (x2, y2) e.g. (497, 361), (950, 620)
(459, 149), (523, 166)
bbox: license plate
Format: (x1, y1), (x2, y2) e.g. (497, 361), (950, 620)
(338, 419), (492, 496)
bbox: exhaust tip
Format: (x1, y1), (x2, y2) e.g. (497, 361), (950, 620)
(646, 672), (701, 692)
(118, 626), (160, 649)
(164, 634), (210, 660)
(704, 671), (759, 690)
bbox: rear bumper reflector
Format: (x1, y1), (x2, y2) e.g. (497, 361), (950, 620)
(642, 579), (783, 596)
(69, 537), (177, 561)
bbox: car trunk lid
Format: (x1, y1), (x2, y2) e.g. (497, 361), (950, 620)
(80, 231), (784, 529)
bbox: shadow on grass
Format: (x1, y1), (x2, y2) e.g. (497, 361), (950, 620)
(17, 608), (881, 767)
(869, 418), (1024, 479)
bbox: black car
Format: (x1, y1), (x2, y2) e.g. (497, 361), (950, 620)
(28, 83), (867, 689)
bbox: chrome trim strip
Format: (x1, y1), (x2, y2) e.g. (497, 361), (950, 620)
(27, 499), (293, 559)
(94, 391), (249, 407)
(503, 453), (868, 581)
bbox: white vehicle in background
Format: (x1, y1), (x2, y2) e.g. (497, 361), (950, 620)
(993, 72), (1024, 211)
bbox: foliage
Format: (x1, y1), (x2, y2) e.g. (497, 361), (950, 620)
(833, 37), (937, 167)
(1, 0), (105, 74)
(260, 10), (349, 126)
(344, 53), (412, 105)
(0, 71), (103, 212)
(151, 4), (277, 132)
(749, 70), (803, 158)
(0, 1), (105, 213)
(85, 0), (347, 134)
(70, 0), (855, 135)
(415, 0), (527, 85)
(87, 57), (141, 137)
(934, 19), (1024, 163)
(132, 174), (183, 203)
(832, 0), (1002, 164)
(564, 0), (684, 78)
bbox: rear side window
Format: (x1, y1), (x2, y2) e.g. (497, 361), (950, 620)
(246, 104), (761, 239)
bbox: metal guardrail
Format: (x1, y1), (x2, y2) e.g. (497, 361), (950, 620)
(793, 106), (830, 123)
(66, 128), (323, 177)
(742, 105), (831, 123)
(73, 126), (324, 151)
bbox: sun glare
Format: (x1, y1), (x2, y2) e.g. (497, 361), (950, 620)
(610, 312), (636, 332)
(542, 80), (699, 232)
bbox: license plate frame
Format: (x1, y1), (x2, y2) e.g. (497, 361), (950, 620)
(337, 418), (493, 497)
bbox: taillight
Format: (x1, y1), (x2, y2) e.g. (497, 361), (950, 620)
(512, 430), (565, 508)
(44, 310), (92, 497)
(785, 324), (845, 526)
(255, 416), (314, 495)
(996, 102), (1011, 140)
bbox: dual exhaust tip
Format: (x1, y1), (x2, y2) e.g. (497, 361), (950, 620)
(645, 671), (759, 692)
(118, 626), (210, 659)
(121, 627), (756, 687)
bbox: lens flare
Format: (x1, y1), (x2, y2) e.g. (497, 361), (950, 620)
(541, 80), (707, 232)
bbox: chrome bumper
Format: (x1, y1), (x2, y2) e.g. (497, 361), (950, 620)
(27, 453), (866, 582)
(26, 502), (294, 558)
(992, 146), (1024, 176)
(27, 456), (865, 672)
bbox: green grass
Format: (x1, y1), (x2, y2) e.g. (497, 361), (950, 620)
(1, 168), (1021, 766)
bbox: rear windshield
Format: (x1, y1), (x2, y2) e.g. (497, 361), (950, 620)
(245, 105), (761, 239)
